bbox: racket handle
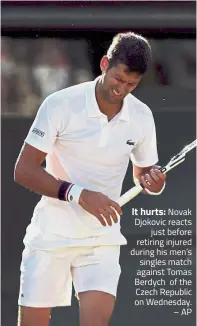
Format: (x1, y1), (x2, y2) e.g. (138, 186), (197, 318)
(116, 184), (143, 207)
(117, 167), (165, 207)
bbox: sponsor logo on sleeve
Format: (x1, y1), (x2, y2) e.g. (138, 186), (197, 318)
(32, 128), (45, 137)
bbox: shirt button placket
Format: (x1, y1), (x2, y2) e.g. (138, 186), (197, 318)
(98, 118), (110, 147)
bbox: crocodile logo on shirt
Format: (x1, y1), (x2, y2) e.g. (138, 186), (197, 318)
(126, 139), (135, 146)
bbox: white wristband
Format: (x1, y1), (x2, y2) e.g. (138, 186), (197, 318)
(67, 184), (84, 203)
(145, 182), (166, 195)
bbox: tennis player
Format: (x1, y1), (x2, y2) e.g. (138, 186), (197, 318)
(15, 32), (166, 326)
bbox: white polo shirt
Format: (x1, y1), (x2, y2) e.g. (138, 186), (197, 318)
(23, 77), (158, 249)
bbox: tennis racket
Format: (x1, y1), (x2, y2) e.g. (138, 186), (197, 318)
(116, 139), (197, 207)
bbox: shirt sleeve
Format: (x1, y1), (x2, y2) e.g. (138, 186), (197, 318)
(25, 94), (65, 153)
(130, 113), (158, 167)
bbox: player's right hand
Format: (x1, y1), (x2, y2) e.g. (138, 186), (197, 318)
(79, 189), (122, 226)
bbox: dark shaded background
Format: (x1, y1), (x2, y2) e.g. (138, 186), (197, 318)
(1, 1), (196, 326)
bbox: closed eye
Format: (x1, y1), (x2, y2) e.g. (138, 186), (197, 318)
(116, 77), (123, 83)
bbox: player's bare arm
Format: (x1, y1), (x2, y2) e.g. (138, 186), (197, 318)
(14, 143), (122, 226)
(133, 164), (166, 194)
(14, 143), (63, 198)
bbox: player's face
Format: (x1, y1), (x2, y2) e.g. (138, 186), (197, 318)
(100, 57), (142, 104)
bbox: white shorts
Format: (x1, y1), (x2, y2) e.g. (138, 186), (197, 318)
(18, 245), (121, 307)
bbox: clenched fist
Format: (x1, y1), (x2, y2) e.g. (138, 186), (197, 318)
(139, 166), (166, 194)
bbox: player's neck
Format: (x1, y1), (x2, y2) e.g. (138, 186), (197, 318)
(95, 83), (122, 121)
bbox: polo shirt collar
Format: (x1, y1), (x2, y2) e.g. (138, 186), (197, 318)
(86, 77), (102, 118)
(116, 95), (130, 122)
(86, 76), (130, 122)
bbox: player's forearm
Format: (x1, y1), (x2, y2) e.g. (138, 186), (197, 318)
(14, 163), (63, 198)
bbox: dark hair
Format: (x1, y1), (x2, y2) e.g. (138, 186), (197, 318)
(106, 32), (152, 74)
